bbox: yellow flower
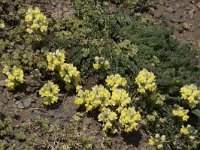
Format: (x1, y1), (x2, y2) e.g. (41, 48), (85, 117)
(0, 22), (5, 29)
(39, 81), (60, 105)
(25, 7), (48, 35)
(51, 96), (58, 103)
(8, 74), (14, 81)
(137, 87), (145, 94)
(119, 107), (141, 132)
(26, 28), (33, 34)
(6, 80), (15, 90)
(180, 126), (189, 135)
(134, 113), (141, 120)
(33, 7), (41, 14)
(104, 60), (110, 69)
(76, 85), (82, 92)
(135, 69), (157, 94)
(86, 105), (93, 112)
(52, 86), (60, 93)
(25, 15), (32, 22)
(106, 74), (127, 88)
(148, 137), (154, 145)
(180, 84), (200, 108)
(35, 14), (43, 20)
(182, 115), (189, 121)
(108, 112), (117, 121)
(157, 144), (163, 149)
(93, 63), (100, 69)
(40, 25), (48, 32)
(104, 121), (112, 129)
(31, 23), (40, 29)
(172, 105), (189, 121)
(75, 98), (84, 105)
(3, 66), (24, 90)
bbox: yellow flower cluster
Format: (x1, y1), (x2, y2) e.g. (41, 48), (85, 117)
(98, 108), (118, 133)
(3, 66), (24, 90)
(180, 125), (191, 135)
(46, 50), (65, 71)
(172, 104), (189, 121)
(93, 56), (110, 70)
(148, 134), (166, 149)
(119, 107), (141, 132)
(179, 124), (198, 143)
(39, 81), (60, 105)
(46, 50), (81, 91)
(75, 74), (141, 133)
(0, 21), (5, 29)
(59, 63), (80, 91)
(180, 84), (200, 108)
(135, 69), (157, 94)
(106, 74), (127, 89)
(109, 88), (131, 111)
(25, 7), (48, 34)
(75, 85), (110, 112)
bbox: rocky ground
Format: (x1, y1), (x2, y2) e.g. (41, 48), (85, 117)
(0, 0), (200, 149)
(151, 0), (200, 49)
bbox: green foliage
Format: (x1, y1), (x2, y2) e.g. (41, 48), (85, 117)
(52, 0), (200, 97)
(1, 0), (200, 149)
(0, 116), (13, 138)
(15, 132), (26, 141)
(192, 109), (200, 118)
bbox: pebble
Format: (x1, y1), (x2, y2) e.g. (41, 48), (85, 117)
(197, 2), (200, 9)
(0, 6), (3, 13)
(33, 109), (41, 115)
(188, 9), (196, 19)
(14, 93), (25, 100)
(0, 87), (3, 93)
(17, 102), (24, 109)
(23, 98), (32, 108)
(165, 5), (175, 13)
(0, 80), (5, 87)
(0, 101), (3, 111)
(168, 12), (183, 23)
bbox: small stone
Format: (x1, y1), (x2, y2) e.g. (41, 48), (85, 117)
(188, 9), (196, 19)
(197, 2), (200, 9)
(0, 87), (3, 93)
(0, 80), (5, 87)
(165, 5), (175, 13)
(83, 117), (92, 126)
(14, 93), (25, 100)
(63, 7), (68, 12)
(57, 3), (62, 9)
(168, 12), (183, 23)
(23, 98), (32, 108)
(0, 101), (3, 111)
(33, 110), (41, 115)
(15, 101), (20, 105)
(0, 6), (3, 13)
(17, 102), (24, 109)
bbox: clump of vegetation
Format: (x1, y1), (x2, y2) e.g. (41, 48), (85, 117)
(0, 0), (200, 149)
(75, 74), (141, 134)
(39, 81), (60, 105)
(0, 117), (12, 138)
(25, 7), (48, 34)
(3, 65), (24, 90)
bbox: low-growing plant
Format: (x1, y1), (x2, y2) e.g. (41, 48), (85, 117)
(2, 65), (24, 90)
(46, 49), (81, 91)
(39, 81), (60, 105)
(75, 74), (141, 134)
(1, 0), (200, 149)
(0, 116), (13, 138)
